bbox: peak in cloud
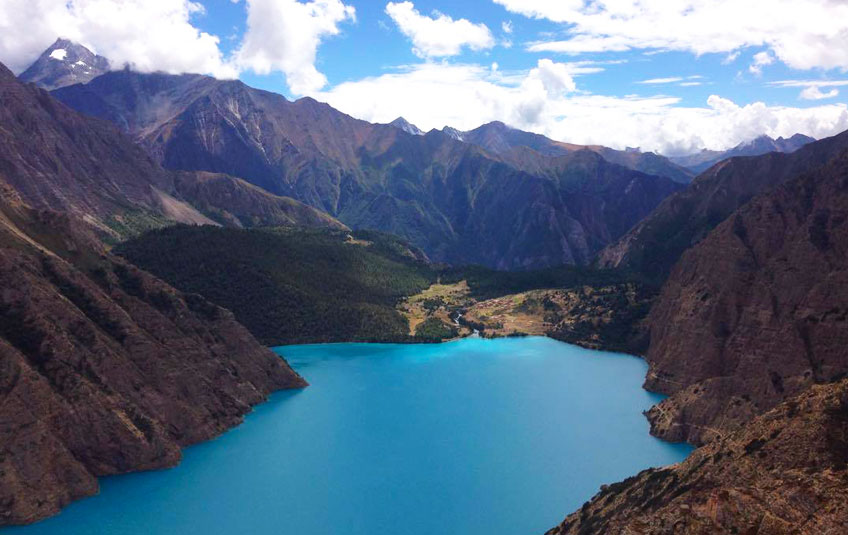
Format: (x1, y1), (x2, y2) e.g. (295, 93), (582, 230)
(385, 1), (495, 58)
(0, 0), (236, 78)
(0, 0), (356, 96)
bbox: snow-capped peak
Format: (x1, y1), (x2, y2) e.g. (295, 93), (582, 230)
(49, 49), (67, 61)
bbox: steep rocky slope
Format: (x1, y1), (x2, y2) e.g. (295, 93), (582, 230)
(0, 61), (208, 236)
(598, 130), (848, 279)
(0, 189), (306, 526)
(547, 378), (848, 535)
(18, 38), (109, 90)
(2, 61), (341, 238)
(53, 70), (681, 269)
(641, 149), (848, 446)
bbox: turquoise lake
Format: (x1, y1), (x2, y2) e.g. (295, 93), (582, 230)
(15, 336), (691, 535)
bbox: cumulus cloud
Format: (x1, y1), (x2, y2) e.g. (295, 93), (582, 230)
(749, 51), (774, 76)
(495, 0), (848, 71)
(0, 0), (235, 77)
(236, 0), (355, 95)
(385, 2), (494, 58)
(770, 79), (848, 101)
(317, 61), (848, 154)
(800, 86), (839, 100)
(0, 0), (356, 95)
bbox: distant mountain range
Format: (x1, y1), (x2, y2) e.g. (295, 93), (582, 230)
(48, 54), (683, 269)
(388, 118), (696, 184)
(669, 133), (816, 173)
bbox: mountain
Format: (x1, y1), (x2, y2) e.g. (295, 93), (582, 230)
(441, 126), (465, 141)
(460, 121), (696, 184)
(641, 146), (848, 446)
(598, 130), (848, 279)
(548, 377), (848, 535)
(0, 61), (341, 239)
(388, 117), (424, 136)
(0, 185), (305, 526)
(671, 133), (816, 174)
(18, 38), (109, 90)
(52, 70), (682, 269)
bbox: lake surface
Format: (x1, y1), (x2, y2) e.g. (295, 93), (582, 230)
(15, 337), (691, 535)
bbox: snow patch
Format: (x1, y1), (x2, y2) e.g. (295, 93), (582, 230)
(49, 49), (67, 61)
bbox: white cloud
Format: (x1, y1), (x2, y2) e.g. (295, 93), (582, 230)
(748, 51), (774, 76)
(638, 77), (683, 85)
(0, 0), (356, 95)
(800, 86), (839, 100)
(385, 2), (495, 58)
(236, 0), (355, 95)
(502, 20), (513, 34)
(0, 0), (236, 77)
(722, 50), (740, 64)
(495, 0), (848, 71)
(317, 61), (848, 154)
(769, 79), (848, 101)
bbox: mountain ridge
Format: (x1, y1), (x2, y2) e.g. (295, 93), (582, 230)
(52, 68), (682, 268)
(670, 133), (816, 173)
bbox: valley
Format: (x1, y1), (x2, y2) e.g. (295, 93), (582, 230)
(1, 22), (848, 535)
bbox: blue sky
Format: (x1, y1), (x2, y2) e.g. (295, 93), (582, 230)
(200, 0), (823, 109)
(2, 0), (848, 154)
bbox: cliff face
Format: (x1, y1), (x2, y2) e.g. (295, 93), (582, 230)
(597, 130), (848, 280)
(0, 196), (306, 526)
(642, 149), (848, 445)
(547, 378), (848, 535)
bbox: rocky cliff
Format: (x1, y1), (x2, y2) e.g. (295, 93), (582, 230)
(642, 148), (848, 445)
(547, 378), (848, 535)
(0, 191), (306, 526)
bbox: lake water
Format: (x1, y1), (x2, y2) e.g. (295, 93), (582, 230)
(15, 337), (691, 535)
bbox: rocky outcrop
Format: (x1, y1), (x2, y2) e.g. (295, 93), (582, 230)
(0, 194), (306, 526)
(598, 130), (848, 280)
(547, 378), (848, 535)
(642, 149), (848, 445)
